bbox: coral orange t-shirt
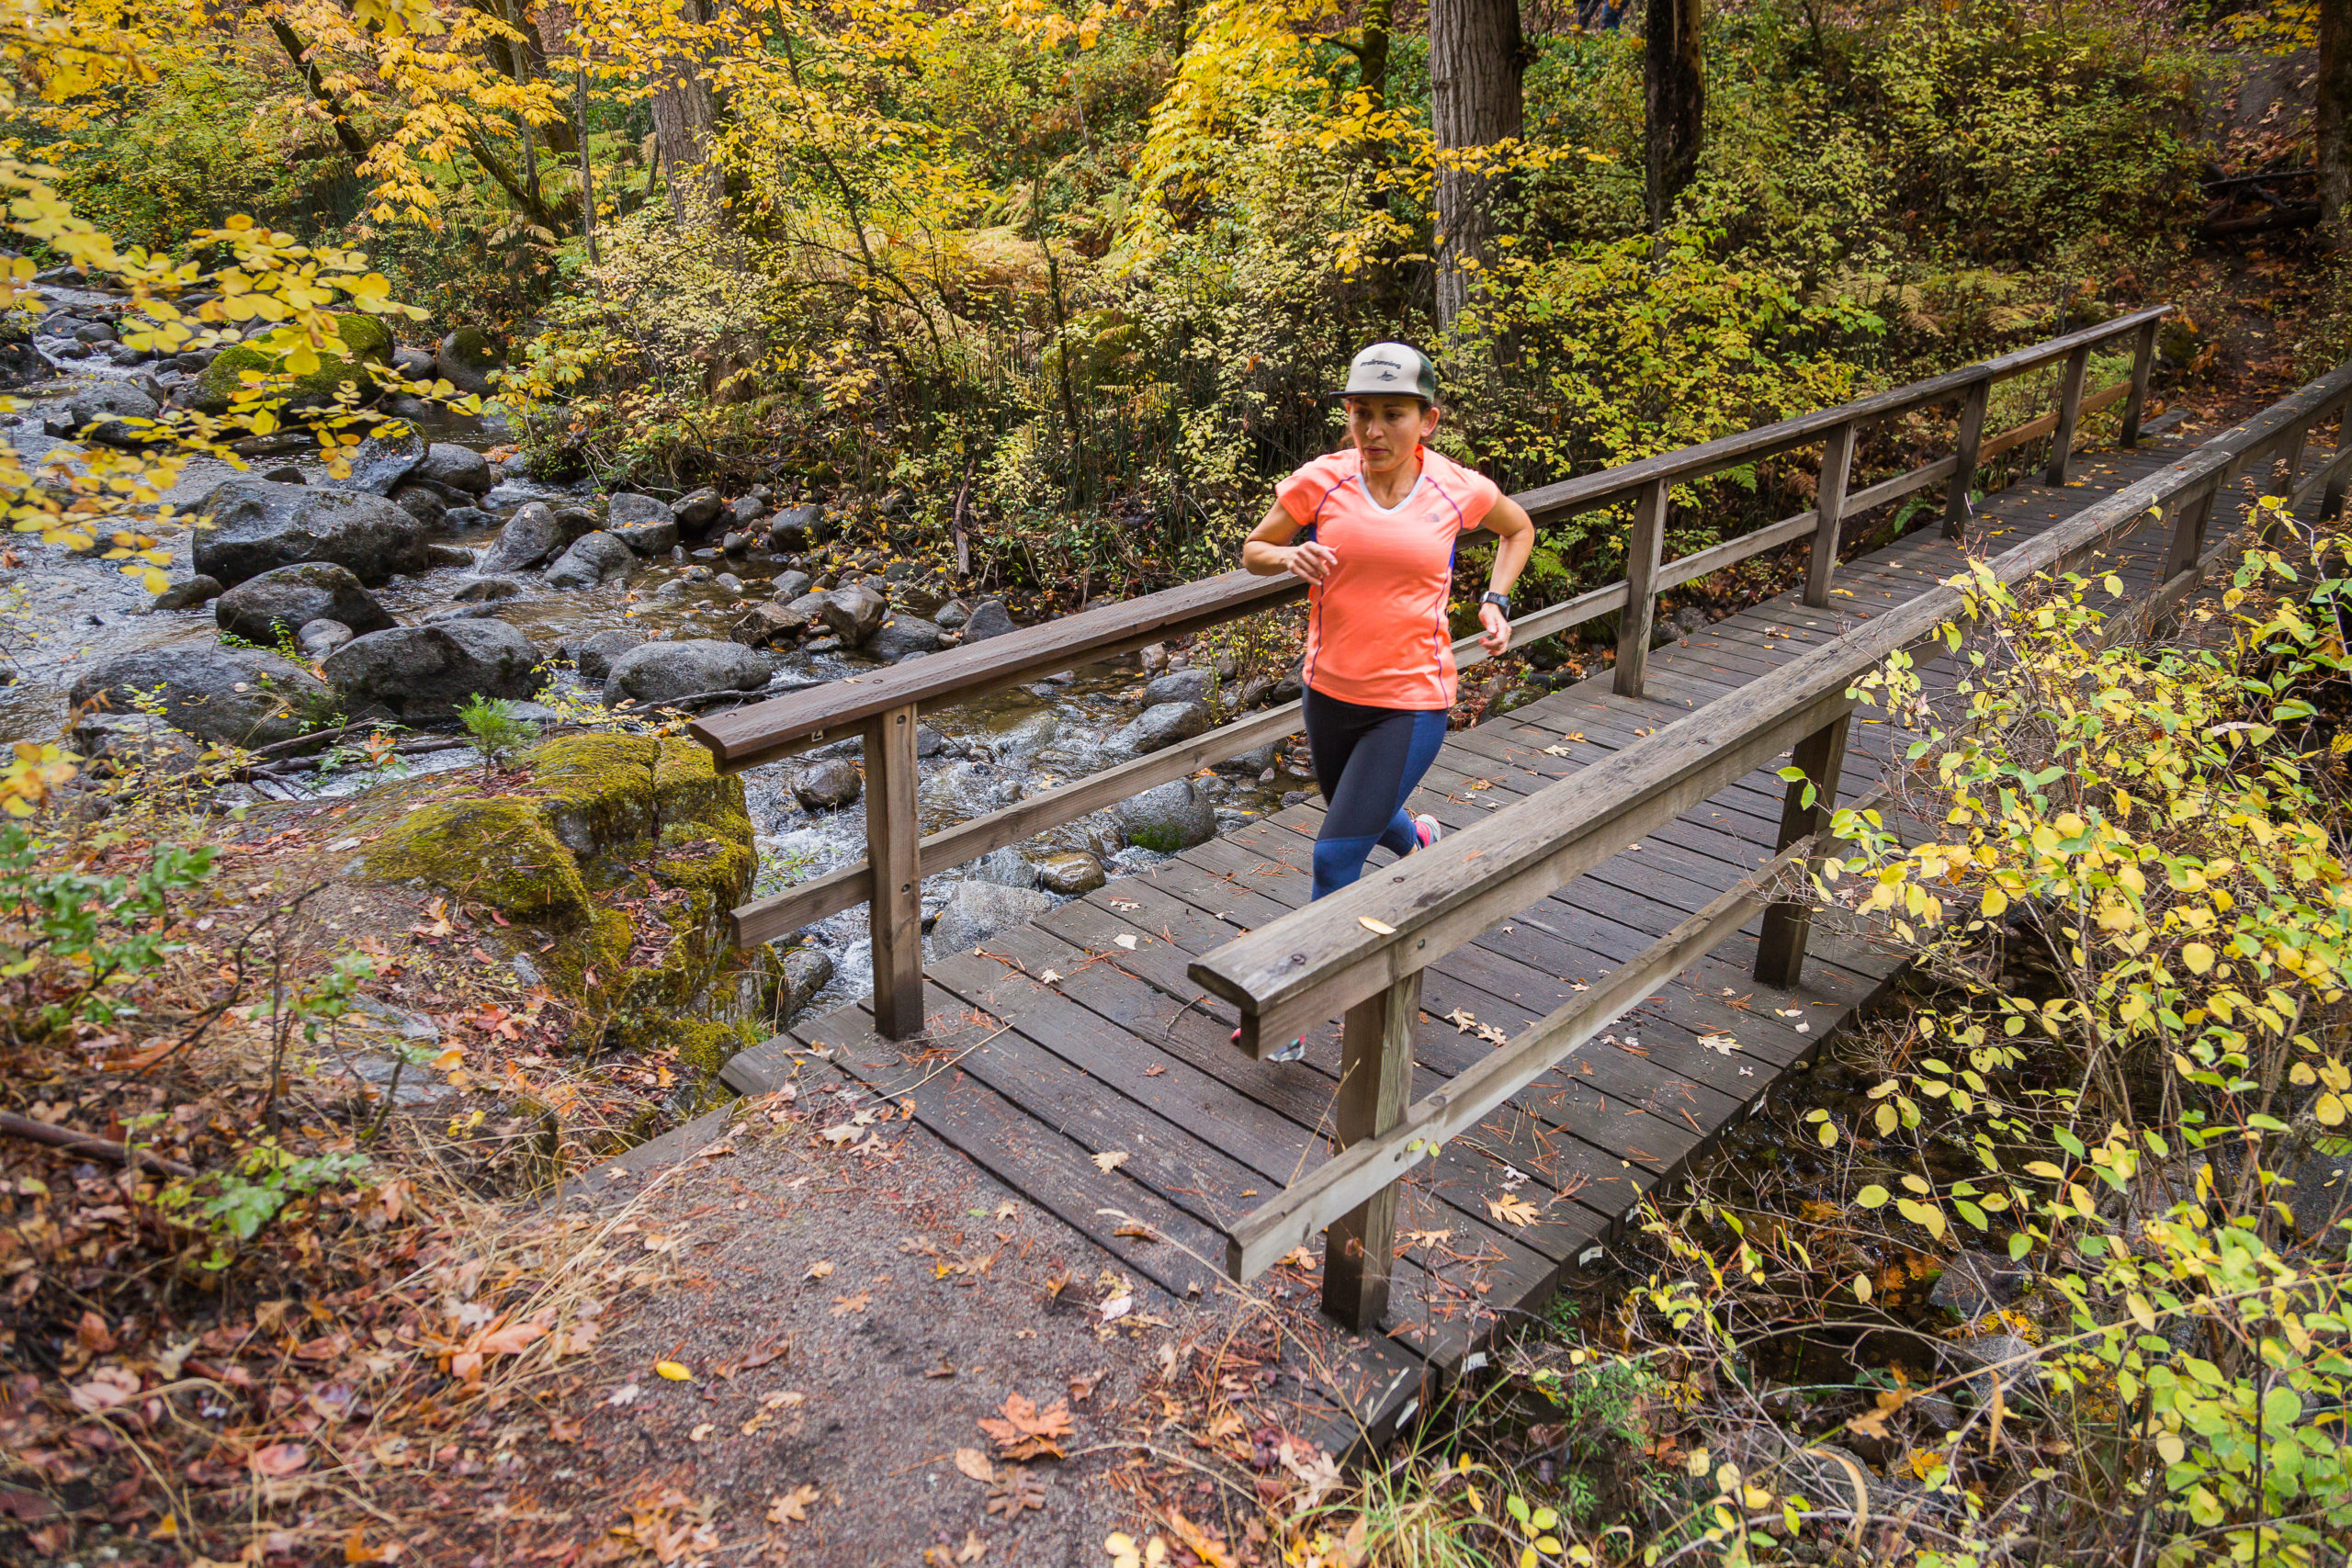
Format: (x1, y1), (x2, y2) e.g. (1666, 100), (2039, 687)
(1275, 446), (1501, 710)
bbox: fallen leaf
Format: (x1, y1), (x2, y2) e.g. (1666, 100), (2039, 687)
(689, 1423), (714, 1442)
(738, 1337), (790, 1371)
(606, 1383), (642, 1406)
(1165, 1508), (1238, 1568)
(654, 1360), (693, 1382)
(1114, 933), (1138, 950)
(1357, 916), (1396, 935)
(831, 1292), (871, 1316)
(978, 1392), (1075, 1461)
(1091, 1150), (1129, 1174)
(1143, 1065), (1166, 1077)
(1038, 969), (1061, 986)
(1105, 1533), (1170, 1568)
(957, 1529), (989, 1562)
(1113, 1222), (1158, 1241)
(806, 1260), (834, 1280)
(249, 1443), (309, 1478)
(1443, 1008), (1478, 1032)
(1487, 1195), (1540, 1227)
(954, 1447), (996, 1483)
(766, 1484), (821, 1525)
(986, 1467), (1047, 1519)
(1100, 1293), (1135, 1323)
(548, 1415), (583, 1443)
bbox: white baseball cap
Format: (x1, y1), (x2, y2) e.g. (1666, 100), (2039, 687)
(1332, 341), (1438, 403)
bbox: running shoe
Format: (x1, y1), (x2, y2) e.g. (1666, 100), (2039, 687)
(1232, 1024), (1307, 1062)
(1413, 813), (1442, 851)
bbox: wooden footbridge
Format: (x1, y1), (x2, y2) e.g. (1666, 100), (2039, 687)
(691, 312), (2352, 1451)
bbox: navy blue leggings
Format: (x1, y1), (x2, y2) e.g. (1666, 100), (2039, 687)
(1302, 690), (1449, 899)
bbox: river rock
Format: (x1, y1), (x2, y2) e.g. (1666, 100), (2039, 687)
(477, 502), (567, 575)
(601, 637), (768, 708)
(322, 621), (545, 720)
(215, 561), (396, 645)
(1114, 780), (1216, 852)
(933, 600), (970, 630)
(544, 530), (637, 590)
(1929, 1252), (2029, 1321)
(726, 493), (767, 530)
(62, 383), (160, 447)
(569, 627), (646, 680)
(392, 345), (436, 382)
(865, 615), (943, 661)
(773, 945), (833, 1021)
(299, 618), (356, 659)
(435, 327), (503, 396)
(1141, 669), (1214, 707)
(961, 599), (1015, 642)
(389, 484), (447, 528)
(968, 847), (1036, 888)
(930, 880), (1057, 954)
(611, 514), (680, 555)
(69, 645), (329, 749)
(771, 570), (812, 601)
(192, 479), (429, 587)
(71, 711), (204, 775)
(766, 503), (823, 548)
(674, 487), (723, 531)
(413, 443), (492, 495)
(321, 424), (425, 496)
(791, 758), (863, 812)
(819, 584), (888, 646)
(1109, 700), (1213, 757)
(151, 575), (224, 611)
(453, 576), (522, 602)
(729, 603), (811, 649)
(1031, 851), (1105, 897)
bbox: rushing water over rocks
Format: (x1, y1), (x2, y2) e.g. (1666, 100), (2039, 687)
(6, 340), (1309, 1037)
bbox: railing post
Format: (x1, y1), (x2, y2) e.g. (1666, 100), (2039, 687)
(1803, 420), (1858, 609)
(864, 701), (925, 1040)
(2120, 319), (2159, 449)
(1323, 972), (1422, 1331)
(1943, 379), (1989, 541)
(2044, 344), (2092, 486)
(2328, 403), (2351, 523)
(1755, 712), (1850, 990)
(1612, 478), (1669, 698)
(2160, 476), (2220, 586)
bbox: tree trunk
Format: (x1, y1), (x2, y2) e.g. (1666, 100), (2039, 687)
(1429, 0), (1523, 342)
(1644, 0), (1703, 232)
(650, 0), (724, 228)
(2323, 0), (2352, 248)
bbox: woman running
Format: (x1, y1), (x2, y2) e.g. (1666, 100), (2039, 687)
(1238, 342), (1535, 1058)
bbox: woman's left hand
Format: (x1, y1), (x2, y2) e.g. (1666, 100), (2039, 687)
(1477, 600), (1511, 655)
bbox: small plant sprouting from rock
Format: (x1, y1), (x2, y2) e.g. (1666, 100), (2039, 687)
(458, 694), (540, 775)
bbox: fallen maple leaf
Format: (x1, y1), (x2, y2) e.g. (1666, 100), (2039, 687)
(986, 1467), (1046, 1519)
(806, 1260), (834, 1280)
(1487, 1195), (1540, 1227)
(978, 1392), (1075, 1461)
(957, 1529), (989, 1562)
(1165, 1507), (1238, 1568)
(831, 1292), (871, 1316)
(766, 1484), (821, 1525)
(1092, 1150), (1129, 1174)
(953, 1447), (995, 1483)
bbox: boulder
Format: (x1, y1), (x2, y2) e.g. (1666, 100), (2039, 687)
(435, 327), (503, 397)
(1213, 742), (1279, 778)
(69, 644), (329, 749)
(391, 345), (436, 382)
(215, 561), (396, 646)
(790, 759), (863, 812)
(543, 530), (637, 590)
(720, 531), (751, 555)
(1114, 780), (1217, 852)
(421, 543), (476, 569)
(323, 621), (544, 721)
(766, 503), (823, 548)
(1928, 1253), (2030, 1322)
(729, 603), (811, 649)
(453, 576), (523, 603)
(299, 619), (356, 659)
(771, 570), (813, 601)
(151, 575), (224, 612)
(420, 603), (501, 624)
(674, 487), (723, 531)
(445, 505), (495, 532)
(191, 479), (429, 588)
(961, 599), (1015, 642)
(930, 880), (1056, 954)
(70, 711), (204, 776)
(968, 847), (1037, 888)
(1031, 851), (1105, 897)
(1141, 669), (1214, 707)
(1487, 687), (1541, 717)
(413, 443), (492, 495)
(773, 945), (834, 1022)
(389, 483), (447, 528)
(865, 615), (944, 661)
(569, 626), (646, 680)
(319, 423), (425, 497)
(611, 513), (681, 555)
(189, 314), (392, 418)
(601, 638), (769, 708)
(606, 492), (673, 529)
(819, 584), (888, 646)
(933, 600), (970, 630)
(726, 493), (767, 530)
(477, 502), (568, 575)
(1109, 700), (1213, 758)
(62, 383), (160, 447)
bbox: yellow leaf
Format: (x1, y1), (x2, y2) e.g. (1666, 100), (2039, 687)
(1981, 886), (2007, 917)
(2183, 942), (2214, 976)
(1358, 916), (1396, 935)
(1487, 1195), (1539, 1227)
(654, 1360), (692, 1382)
(1092, 1150), (1129, 1173)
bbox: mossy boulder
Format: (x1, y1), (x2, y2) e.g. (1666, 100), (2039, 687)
(192, 314), (393, 416)
(351, 732), (767, 1092)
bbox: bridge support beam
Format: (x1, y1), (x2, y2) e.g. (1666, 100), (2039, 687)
(865, 702), (926, 1040)
(1943, 381), (1989, 541)
(1802, 421), (1857, 609)
(2120, 320), (2159, 448)
(2329, 404), (2351, 522)
(1322, 971), (1422, 1331)
(1756, 712), (1850, 991)
(2045, 344), (2092, 486)
(1613, 479), (1669, 698)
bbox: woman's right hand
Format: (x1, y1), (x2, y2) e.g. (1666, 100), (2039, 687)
(1285, 541), (1339, 584)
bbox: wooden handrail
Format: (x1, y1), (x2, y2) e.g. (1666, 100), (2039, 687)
(1196, 357), (2352, 1295)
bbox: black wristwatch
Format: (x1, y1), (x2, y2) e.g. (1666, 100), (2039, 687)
(1479, 591), (1511, 616)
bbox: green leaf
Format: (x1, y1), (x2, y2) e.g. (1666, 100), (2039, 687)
(1855, 1184), (1890, 1209)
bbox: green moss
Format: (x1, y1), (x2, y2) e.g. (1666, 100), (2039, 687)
(193, 313), (391, 415)
(530, 732), (664, 871)
(335, 313), (393, 364)
(443, 324), (503, 373)
(652, 735), (739, 827)
(357, 799), (590, 925)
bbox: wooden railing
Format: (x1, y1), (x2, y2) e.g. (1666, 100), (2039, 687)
(1191, 358), (2352, 1330)
(690, 309), (2171, 1043)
